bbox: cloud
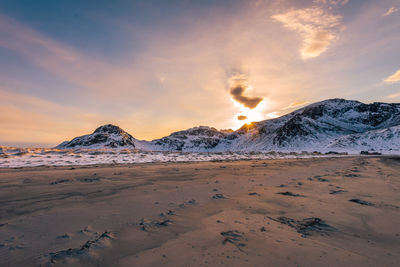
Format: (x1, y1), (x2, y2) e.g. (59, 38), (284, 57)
(237, 115), (248, 120)
(266, 112), (280, 119)
(229, 75), (263, 109)
(384, 69), (400, 84)
(0, 14), (148, 99)
(284, 101), (309, 109)
(313, 0), (349, 6)
(272, 6), (343, 59)
(0, 89), (112, 146)
(387, 92), (400, 99)
(383, 7), (398, 16)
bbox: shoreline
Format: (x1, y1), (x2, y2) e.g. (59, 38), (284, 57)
(0, 154), (366, 170)
(0, 153), (393, 170)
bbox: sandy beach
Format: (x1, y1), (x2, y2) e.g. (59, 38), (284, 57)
(0, 156), (399, 266)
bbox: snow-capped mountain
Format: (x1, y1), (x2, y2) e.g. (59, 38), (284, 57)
(56, 99), (400, 153)
(136, 126), (230, 152)
(217, 98), (400, 152)
(327, 125), (400, 153)
(56, 124), (136, 149)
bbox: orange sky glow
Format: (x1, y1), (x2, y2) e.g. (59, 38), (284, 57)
(0, 0), (400, 147)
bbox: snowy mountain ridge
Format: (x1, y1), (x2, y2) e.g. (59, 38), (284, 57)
(56, 99), (400, 153)
(57, 124), (136, 149)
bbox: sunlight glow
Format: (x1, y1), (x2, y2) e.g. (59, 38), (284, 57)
(231, 99), (268, 129)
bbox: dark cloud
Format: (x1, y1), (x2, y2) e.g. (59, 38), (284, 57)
(230, 83), (263, 109)
(237, 115), (247, 120)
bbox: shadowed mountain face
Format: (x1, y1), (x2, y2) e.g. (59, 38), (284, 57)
(56, 99), (400, 152)
(227, 98), (400, 151)
(268, 99), (400, 146)
(57, 124), (136, 149)
(143, 126), (231, 152)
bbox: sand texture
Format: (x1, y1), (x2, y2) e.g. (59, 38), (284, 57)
(0, 156), (399, 266)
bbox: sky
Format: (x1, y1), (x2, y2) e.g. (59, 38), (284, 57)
(0, 0), (400, 147)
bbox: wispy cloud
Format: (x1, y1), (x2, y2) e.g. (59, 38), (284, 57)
(266, 112), (280, 119)
(383, 7), (398, 17)
(0, 14), (147, 99)
(284, 101), (309, 109)
(387, 92), (400, 99)
(0, 89), (111, 146)
(313, 0), (349, 7)
(272, 6), (343, 59)
(384, 69), (400, 84)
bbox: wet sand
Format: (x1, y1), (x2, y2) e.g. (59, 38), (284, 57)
(0, 156), (399, 266)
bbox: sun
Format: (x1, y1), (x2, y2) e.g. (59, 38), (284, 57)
(231, 100), (267, 128)
(228, 98), (280, 130)
(239, 107), (264, 124)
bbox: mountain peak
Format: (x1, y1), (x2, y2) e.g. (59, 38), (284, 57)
(94, 124), (125, 134)
(56, 124), (136, 149)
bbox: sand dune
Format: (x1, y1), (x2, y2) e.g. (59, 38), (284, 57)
(0, 157), (399, 266)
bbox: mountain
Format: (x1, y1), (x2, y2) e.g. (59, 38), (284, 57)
(327, 125), (400, 152)
(136, 126), (230, 152)
(56, 99), (400, 153)
(56, 124), (136, 149)
(217, 98), (400, 152)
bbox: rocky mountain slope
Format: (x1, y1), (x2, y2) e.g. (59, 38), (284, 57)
(327, 125), (400, 152)
(56, 124), (136, 149)
(56, 99), (400, 153)
(135, 126), (230, 152)
(218, 98), (400, 152)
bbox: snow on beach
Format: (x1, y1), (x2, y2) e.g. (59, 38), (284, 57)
(0, 147), (349, 168)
